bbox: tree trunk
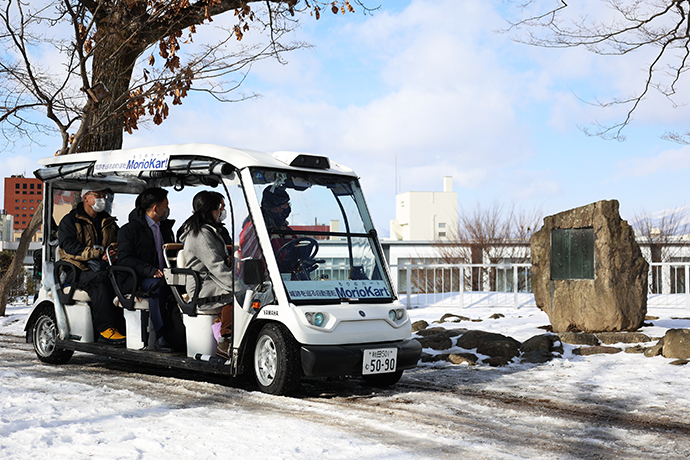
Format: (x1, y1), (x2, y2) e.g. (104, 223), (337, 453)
(78, 6), (142, 153)
(0, 202), (43, 316)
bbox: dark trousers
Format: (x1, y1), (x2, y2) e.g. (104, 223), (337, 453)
(80, 269), (121, 334)
(140, 278), (171, 338)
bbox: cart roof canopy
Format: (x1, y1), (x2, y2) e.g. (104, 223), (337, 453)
(34, 143), (356, 193)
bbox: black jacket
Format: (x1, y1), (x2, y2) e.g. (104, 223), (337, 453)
(117, 208), (175, 282)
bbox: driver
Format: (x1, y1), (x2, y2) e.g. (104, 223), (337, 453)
(239, 186), (296, 273)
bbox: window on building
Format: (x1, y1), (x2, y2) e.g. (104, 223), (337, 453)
(22, 183), (27, 189)
(30, 191), (34, 194)
(15, 184), (19, 189)
(37, 184), (41, 190)
(438, 222), (446, 228)
(438, 232), (446, 237)
(30, 183), (34, 189)
(22, 191), (26, 194)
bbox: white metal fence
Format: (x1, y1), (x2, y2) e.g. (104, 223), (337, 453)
(391, 262), (690, 309)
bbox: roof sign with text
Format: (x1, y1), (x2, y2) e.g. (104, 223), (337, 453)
(94, 152), (170, 173)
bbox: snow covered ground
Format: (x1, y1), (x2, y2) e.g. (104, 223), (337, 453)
(2, 301), (690, 459)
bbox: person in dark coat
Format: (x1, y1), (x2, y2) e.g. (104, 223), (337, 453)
(117, 187), (175, 352)
(58, 186), (124, 345)
(239, 186), (297, 272)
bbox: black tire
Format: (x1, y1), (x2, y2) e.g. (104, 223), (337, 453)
(253, 323), (301, 395)
(32, 306), (73, 364)
(362, 370), (403, 388)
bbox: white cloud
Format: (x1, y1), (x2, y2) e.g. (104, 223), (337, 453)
(615, 146), (690, 178)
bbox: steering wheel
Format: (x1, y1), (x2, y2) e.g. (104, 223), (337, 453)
(276, 237), (321, 278)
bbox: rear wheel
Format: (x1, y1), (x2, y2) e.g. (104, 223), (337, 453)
(253, 323), (301, 395)
(362, 370), (403, 388)
(32, 307), (73, 364)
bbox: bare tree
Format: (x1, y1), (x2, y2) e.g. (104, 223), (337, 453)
(416, 202), (542, 294)
(507, 0), (690, 142)
(632, 206), (690, 293)
(0, 0), (370, 315)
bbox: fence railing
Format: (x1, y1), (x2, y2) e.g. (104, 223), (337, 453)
(390, 262), (690, 309)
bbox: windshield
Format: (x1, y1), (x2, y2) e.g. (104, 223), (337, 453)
(247, 168), (394, 304)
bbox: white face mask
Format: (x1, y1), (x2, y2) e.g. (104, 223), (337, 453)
(92, 198), (106, 213)
(217, 208), (227, 223)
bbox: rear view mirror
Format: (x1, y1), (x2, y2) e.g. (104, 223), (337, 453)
(243, 259), (265, 285)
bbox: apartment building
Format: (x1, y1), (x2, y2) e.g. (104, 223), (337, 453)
(4, 175), (43, 242)
(389, 176), (457, 241)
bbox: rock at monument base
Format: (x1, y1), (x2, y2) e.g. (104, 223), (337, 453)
(411, 320), (428, 333)
(448, 353), (479, 365)
(572, 346), (622, 356)
(644, 339), (664, 357)
(662, 329), (690, 359)
(596, 332), (651, 345)
(557, 332), (600, 346)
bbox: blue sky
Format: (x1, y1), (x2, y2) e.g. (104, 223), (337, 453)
(5, 0), (690, 235)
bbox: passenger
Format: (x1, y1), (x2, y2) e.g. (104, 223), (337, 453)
(117, 187), (175, 353)
(178, 191), (234, 359)
(57, 187), (124, 346)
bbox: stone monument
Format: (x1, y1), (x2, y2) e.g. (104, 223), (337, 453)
(530, 200), (648, 332)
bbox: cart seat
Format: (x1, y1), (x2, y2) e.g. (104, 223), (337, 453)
(163, 243), (225, 316)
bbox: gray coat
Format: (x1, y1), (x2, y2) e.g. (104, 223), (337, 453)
(179, 224), (234, 311)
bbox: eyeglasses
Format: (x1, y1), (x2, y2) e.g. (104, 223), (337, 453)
(87, 192), (106, 199)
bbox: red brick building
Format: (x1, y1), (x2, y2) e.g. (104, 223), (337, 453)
(4, 175), (43, 235)
(291, 224), (330, 240)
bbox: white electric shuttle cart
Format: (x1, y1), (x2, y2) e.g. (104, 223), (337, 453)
(25, 144), (421, 395)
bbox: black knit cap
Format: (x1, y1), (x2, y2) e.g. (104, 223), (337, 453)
(262, 186), (290, 207)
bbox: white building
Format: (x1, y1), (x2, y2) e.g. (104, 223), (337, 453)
(389, 176), (457, 241)
(0, 212), (14, 242)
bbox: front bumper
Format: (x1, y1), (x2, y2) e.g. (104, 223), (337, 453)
(300, 338), (422, 377)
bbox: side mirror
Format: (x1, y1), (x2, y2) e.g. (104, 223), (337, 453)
(32, 249), (42, 280)
(243, 259), (265, 285)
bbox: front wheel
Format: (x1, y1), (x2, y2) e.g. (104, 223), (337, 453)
(362, 370), (403, 388)
(32, 306), (73, 364)
(253, 323), (301, 395)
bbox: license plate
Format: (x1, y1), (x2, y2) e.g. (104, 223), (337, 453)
(362, 348), (398, 375)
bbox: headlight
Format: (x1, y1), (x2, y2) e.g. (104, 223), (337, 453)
(305, 312), (327, 327)
(314, 312), (324, 327)
(389, 308), (406, 322)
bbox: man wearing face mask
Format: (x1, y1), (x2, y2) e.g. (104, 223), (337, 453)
(260, 186), (297, 272)
(117, 187), (176, 352)
(58, 186), (124, 346)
